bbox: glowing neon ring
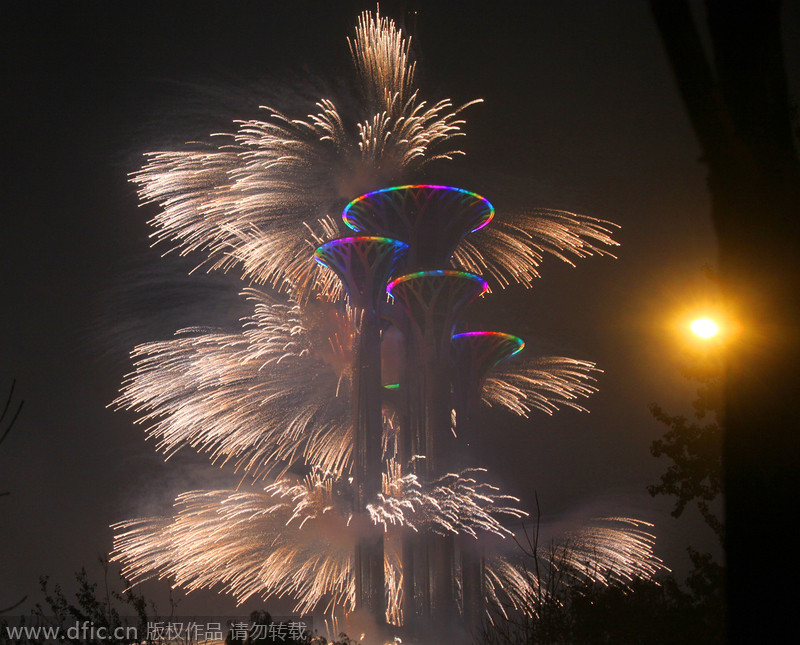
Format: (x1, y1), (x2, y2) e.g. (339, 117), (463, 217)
(451, 331), (525, 357)
(343, 184), (495, 233)
(387, 270), (489, 297)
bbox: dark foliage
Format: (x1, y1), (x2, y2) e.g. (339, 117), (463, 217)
(645, 358), (725, 643)
(0, 563), (344, 645)
(647, 363), (724, 545)
(0, 561), (160, 645)
(648, 402), (723, 540)
(480, 574), (724, 645)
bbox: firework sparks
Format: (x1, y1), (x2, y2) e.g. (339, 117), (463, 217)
(484, 357), (600, 416)
(368, 460), (527, 538)
(111, 8), (653, 634)
(132, 9), (478, 301)
(113, 290), (355, 478)
(111, 462), (526, 620)
(111, 486), (355, 614)
(484, 517), (666, 622)
(552, 518), (665, 586)
(131, 8), (617, 303)
(453, 210), (619, 289)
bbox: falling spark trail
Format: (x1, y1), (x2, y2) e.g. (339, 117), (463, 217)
(113, 291), (355, 478)
(112, 485), (664, 622)
(484, 357), (600, 416)
(368, 461), (527, 538)
(111, 465), (524, 619)
(453, 210), (620, 289)
(484, 517), (666, 622)
(132, 9), (479, 301)
(111, 486), (355, 614)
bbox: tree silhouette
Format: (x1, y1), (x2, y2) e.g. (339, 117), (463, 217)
(650, 2), (800, 641)
(648, 357), (725, 640)
(648, 358), (724, 544)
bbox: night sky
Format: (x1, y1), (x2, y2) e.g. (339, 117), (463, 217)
(4, 0), (791, 618)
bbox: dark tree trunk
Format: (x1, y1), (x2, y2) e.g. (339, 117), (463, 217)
(650, 1), (800, 641)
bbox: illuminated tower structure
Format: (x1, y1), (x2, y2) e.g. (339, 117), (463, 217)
(451, 331), (525, 630)
(313, 236), (409, 626)
(108, 12), (658, 642)
(386, 269), (488, 626)
(334, 185), (517, 632)
(112, 175), (644, 641)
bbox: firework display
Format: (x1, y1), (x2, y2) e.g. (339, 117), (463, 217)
(111, 9), (662, 642)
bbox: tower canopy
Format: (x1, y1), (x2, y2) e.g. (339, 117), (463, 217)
(343, 185), (494, 268)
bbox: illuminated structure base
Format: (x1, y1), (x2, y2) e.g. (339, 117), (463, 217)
(386, 270), (488, 631)
(387, 271), (489, 476)
(315, 236), (408, 629)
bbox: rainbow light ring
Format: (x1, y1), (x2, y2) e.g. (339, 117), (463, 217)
(451, 331), (525, 357)
(313, 236), (409, 268)
(386, 270), (490, 298)
(342, 184), (495, 233)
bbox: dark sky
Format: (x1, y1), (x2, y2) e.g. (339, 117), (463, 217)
(4, 0), (791, 617)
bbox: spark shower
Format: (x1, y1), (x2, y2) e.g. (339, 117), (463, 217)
(111, 9), (663, 642)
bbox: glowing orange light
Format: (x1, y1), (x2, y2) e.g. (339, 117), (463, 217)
(690, 317), (720, 339)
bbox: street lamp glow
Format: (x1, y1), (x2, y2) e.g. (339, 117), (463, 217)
(690, 317), (720, 339)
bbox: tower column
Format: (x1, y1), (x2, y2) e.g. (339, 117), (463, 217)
(314, 236), (409, 626)
(387, 270), (489, 629)
(451, 331), (525, 633)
